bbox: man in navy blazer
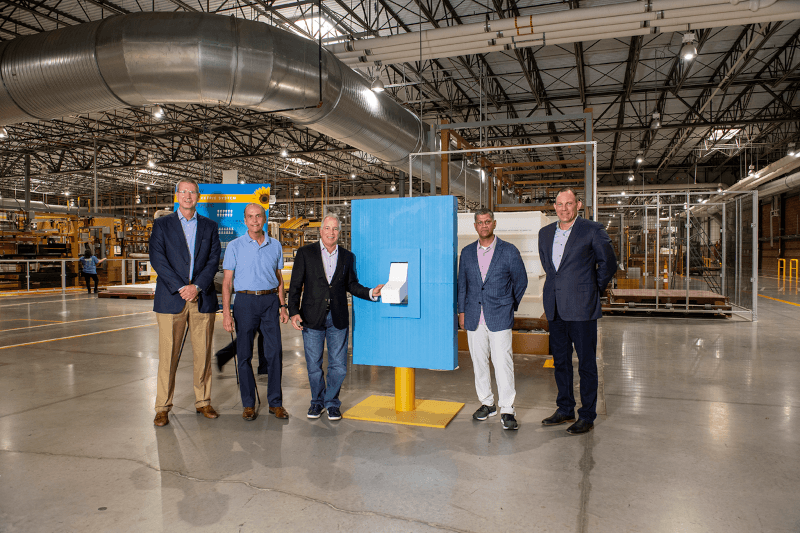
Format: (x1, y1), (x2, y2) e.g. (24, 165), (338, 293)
(538, 187), (616, 435)
(458, 208), (528, 430)
(149, 178), (221, 427)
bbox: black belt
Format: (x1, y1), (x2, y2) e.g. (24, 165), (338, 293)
(236, 289), (278, 295)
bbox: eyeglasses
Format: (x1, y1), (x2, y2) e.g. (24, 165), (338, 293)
(176, 190), (198, 196)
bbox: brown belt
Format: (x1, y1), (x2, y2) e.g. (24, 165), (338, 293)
(236, 289), (278, 295)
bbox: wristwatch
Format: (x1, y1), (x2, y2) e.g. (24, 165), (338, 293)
(280, 304), (288, 309)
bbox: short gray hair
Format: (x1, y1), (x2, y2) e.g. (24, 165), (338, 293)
(473, 208), (494, 223)
(321, 212), (340, 227)
(176, 178), (199, 194)
(243, 203), (266, 217)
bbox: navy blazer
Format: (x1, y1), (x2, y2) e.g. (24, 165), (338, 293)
(288, 243), (371, 331)
(538, 217), (616, 322)
(149, 212), (221, 314)
(457, 237), (528, 332)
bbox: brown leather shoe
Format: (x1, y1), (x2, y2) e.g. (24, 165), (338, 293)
(242, 407), (257, 421)
(269, 406), (289, 419)
(154, 411), (169, 427)
(196, 405), (219, 419)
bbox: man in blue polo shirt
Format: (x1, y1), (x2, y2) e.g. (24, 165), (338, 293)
(222, 203), (289, 421)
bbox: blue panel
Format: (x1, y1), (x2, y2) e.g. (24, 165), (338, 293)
(379, 248), (420, 319)
(174, 183), (271, 261)
(351, 196), (457, 371)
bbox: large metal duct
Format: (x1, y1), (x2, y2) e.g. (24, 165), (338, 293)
(0, 12), (497, 204)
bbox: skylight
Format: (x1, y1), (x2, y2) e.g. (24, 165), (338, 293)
(288, 16), (342, 40)
(707, 128), (740, 142)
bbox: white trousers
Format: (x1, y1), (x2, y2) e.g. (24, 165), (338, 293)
(467, 324), (515, 415)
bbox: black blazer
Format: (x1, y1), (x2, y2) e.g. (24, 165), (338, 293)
(288, 242), (371, 330)
(149, 212), (221, 314)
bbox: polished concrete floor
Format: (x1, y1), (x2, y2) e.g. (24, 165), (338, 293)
(0, 280), (798, 532)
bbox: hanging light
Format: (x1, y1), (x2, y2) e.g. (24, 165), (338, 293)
(309, 208), (314, 215)
(350, 172), (356, 179)
(64, 191), (70, 196)
(390, 181), (396, 192)
(748, 164), (755, 176)
(135, 194), (141, 204)
(280, 147), (289, 158)
(0, 127), (8, 138)
(145, 185), (151, 191)
(147, 157), (156, 169)
(636, 151), (644, 164)
(681, 33), (697, 61)
(294, 186), (300, 197)
(152, 105), (164, 119)
(370, 78), (385, 92)
(628, 172), (635, 182)
(617, 200), (622, 205)
(650, 112), (661, 130)
(788, 142), (797, 157)
(621, 191), (627, 196)
(239, 179), (245, 184)
(717, 185), (723, 193)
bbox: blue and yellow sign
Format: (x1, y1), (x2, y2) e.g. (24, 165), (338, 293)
(173, 183), (270, 259)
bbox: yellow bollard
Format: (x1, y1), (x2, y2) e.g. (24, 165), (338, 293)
(395, 367), (416, 412)
(791, 259), (799, 282)
(778, 258), (786, 280)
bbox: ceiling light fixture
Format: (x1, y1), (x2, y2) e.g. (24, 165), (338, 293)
(0, 127), (8, 138)
(789, 142), (797, 157)
(135, 194), (141, 204)
(636, 151), (644, 164)
(152, 105), (164, 119)
(370, 78), (385, 92)
(681, 33), (697, 61)
(650, 112), (661, 130)
(390, 181), (396, 192)
(145, 185), (151, 191)
(717, 185), (723, 193)
(294, 186), (300, 197)
(628, 172), (634, 182)
(350, 172), (356, 179)
(147, 158), (156, 169)
(748, 164), (755, 176)
(280, 148), (289, 158)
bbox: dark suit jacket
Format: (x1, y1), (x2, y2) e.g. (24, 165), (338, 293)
(457, 237), (528, 332)
(288, 242), (371, 330)
(149, 212), (221, 314)
(538, 216), (616, 322)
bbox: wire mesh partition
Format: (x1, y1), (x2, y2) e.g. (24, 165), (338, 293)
(598, 190), (757, 321)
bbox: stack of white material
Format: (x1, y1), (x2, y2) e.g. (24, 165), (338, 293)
(457, 211), (553, 319)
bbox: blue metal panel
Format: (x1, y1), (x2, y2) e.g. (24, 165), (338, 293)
(351, 196), (457, 370)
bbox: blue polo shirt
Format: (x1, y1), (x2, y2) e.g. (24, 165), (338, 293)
(223, 233), (283, 291)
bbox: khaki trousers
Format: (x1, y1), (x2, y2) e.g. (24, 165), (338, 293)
(154, 301), (215, 412)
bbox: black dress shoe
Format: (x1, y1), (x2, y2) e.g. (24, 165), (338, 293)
(566, 419), (594, 435)
(541, 410), (576, 426)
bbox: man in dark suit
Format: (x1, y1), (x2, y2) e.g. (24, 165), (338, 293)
(149, 178), (221, 427)
(458, 208), (528, 430)
(288, 213), (383, 421)
(538, 187), (616, 435)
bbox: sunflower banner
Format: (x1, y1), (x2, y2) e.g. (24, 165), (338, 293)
(173, 183), (271, 260)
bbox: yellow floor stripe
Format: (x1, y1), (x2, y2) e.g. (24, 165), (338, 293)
(758, 294), (800, 307)
(0, 296), (96, 308)
(0, 323), (156, 350)
(0, 318), (57, 323)
(0, 311), (152, 333)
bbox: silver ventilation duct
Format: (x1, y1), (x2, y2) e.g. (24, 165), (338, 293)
(0, 12), (501, 205)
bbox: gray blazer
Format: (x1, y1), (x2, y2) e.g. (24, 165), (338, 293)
(457, 237), (528, 332)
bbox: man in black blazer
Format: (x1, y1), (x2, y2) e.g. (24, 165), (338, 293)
(538, 187), (616, 435)
(288, 213), (383, 421)
(149, 178), (221, 427)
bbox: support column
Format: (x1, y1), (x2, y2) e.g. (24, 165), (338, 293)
(395, 368), (415, 412)
(441, 126), (450, 196)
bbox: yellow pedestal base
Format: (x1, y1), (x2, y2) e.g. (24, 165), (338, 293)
(343, 395), (464, 429)
(544, 357), (554, 368)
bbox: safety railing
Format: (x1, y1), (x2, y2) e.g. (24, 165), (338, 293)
(0, 258), (154, 295)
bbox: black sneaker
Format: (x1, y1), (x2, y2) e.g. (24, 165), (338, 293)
(501, 413), (519, 430)
(307, 405), (323, 419)
(472, 404), (497, 420)
(327, 407), (342, 421)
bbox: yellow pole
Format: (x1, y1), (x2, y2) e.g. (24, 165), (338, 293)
(395, 367), (416, 412)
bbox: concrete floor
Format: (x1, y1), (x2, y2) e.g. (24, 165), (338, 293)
(0, 279), (798, 532)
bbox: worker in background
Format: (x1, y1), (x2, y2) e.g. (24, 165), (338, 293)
(538, 187), (616, 435)
(222, 203), (289, 422)
(79, 249), (106, 294)
(458, 208), (528, 431)
(149, 178), (221, 427)
(288, 213), (383, 422)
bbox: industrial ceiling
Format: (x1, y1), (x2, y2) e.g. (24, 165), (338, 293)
(0, 0), (798, 219)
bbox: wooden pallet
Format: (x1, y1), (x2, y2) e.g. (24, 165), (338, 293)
(605, 288), (730, 311)
(98, 291), (154, 300)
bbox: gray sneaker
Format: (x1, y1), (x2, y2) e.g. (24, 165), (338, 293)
(501, 413), (519, 430)
(472, 404), (497, 420)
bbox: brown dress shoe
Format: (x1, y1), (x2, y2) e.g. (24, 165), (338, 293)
(154, 411), (169, 427)
(269, 406), (289, 419)
(196, 405), (219, 419)
(242, 407), (257, 421)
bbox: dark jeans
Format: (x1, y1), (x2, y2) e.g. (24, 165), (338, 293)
(548, 304), (598, 423)
(82, 273), (99, 293)
(302, 311), (349, 409)
(233, 293), (283, 408)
